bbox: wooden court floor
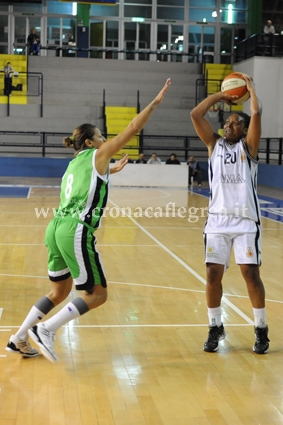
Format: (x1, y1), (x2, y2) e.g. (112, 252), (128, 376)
(0, 181), (283, 425)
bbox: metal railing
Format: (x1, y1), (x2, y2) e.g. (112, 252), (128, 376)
(235, 33), (283, 62)
(1, 71), (43, 117)
(0, 131), (282, 165)
(26, 45), (202, 62)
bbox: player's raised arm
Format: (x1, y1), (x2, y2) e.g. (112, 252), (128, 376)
(190, 91), (238, 155)
(243, 75), (262, 159)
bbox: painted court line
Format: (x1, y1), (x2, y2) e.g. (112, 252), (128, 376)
(0, 274), (281, 305)
(108, 198), (255, 325)
(0, 324), (253, 329)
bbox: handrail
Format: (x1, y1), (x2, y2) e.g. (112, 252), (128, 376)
(0, 131), (281, 164)
(235, 33), (283, 62)
(38, 45), (200, 61)
(0, 71), (43, 117)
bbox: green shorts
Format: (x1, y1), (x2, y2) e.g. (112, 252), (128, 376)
(45, 217), (107, 290)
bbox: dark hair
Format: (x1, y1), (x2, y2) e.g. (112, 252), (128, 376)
(171, 153), (176, 157)
(237, 112), (251, 129)
(63, 123), (96, 152)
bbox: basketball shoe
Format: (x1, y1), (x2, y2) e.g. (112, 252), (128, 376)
(253, 326), (270, 354)
(28, 323), (58, 363)
(6, 335), (39, 358)
(203, 324), (226, 352)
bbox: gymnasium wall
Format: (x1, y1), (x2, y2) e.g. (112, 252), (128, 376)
(258, 164), (283, 189)
(234, 56), (283, 139)
(1, 157), (282, 190)
(0, 56), (282, 189)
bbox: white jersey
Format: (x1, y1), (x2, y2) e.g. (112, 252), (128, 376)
(208, 138), (261, 223)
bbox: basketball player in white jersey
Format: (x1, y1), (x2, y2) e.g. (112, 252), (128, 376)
(190, 74), (269, 354)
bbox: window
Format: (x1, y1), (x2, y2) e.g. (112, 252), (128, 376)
(90, 3), (119, 17)
(157, 6), (184, 20)
(47, 0), (73, 14)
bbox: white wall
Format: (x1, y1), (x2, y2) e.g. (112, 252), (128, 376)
(110, 163), (188, 188)
(234, 57), (283, 138)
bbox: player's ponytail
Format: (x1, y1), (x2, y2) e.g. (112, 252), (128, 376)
(63, 136), (75, 148)
(63, 124), (96, 152)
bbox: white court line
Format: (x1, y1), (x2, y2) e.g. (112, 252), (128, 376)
(0, 243), (158, 247)
(108, 198), (255, 325)
(0, 275), (282, 304)
(192, 191), (283, 225)
(67, 323), (253, 328)
(0, 324), (253, 329)
(259, 199), (274, 205)
(0, 308), (2, 319)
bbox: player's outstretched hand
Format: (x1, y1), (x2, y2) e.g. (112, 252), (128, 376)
(154, 78), (171, 105)
(110, 154), (128, 174)
(242, 74), (254, 92)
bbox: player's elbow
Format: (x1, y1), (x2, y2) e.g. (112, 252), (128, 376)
(190, 108), (203, 123)
(252, 109), (262, 118)
(127, 122), (140, 134)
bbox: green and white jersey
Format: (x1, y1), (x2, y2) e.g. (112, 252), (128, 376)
(56, 149), (109, 230)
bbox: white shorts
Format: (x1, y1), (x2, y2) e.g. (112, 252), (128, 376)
(203, 214), (262, 271)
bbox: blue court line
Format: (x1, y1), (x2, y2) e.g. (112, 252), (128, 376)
(0, 186), (30, 198)
(194, 188), (283, 224)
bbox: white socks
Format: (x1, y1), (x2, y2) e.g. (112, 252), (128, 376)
(207, 306), (267, 328)
(43, 302), (81, 332)
(253, 307), (267, 328)
(208, 306), (222, 327)
(16, 306), (46, 340)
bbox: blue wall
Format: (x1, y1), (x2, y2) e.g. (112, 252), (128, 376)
(0, 157), (71, 178)
(0, 158), (282, 190)
(258, 164), (283, 189)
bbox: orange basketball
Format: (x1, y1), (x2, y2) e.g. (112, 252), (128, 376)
(221, 72), (250, 104)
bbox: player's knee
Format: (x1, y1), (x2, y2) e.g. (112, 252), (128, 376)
(241, 264), (260, 282)
(48, 288), (69, 305)
(85, 285), (108, 306)
(206, 263), (223, 285)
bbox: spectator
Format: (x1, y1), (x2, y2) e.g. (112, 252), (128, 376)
(135, 153), (147, 164)
(263, 20), (275, 34)
(188, 156), (202, 188)
(262, 20), (275, 55)
(27, 28), (40, 55)
(1, 62), (14, 96)
(165, 153), (181, 164)
(147, 153), (162, 164)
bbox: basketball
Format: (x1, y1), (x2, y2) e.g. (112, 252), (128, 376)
(221, 72), (250, 104)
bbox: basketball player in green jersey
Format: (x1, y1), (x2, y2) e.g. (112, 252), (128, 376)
(6, 78), (171, 362)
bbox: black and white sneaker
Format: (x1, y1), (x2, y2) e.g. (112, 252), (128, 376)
(28, 323), (58, 363)
(6, 335), (39, 358)
(203, 324), (226, 352)
(253, 326), (269, 354)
